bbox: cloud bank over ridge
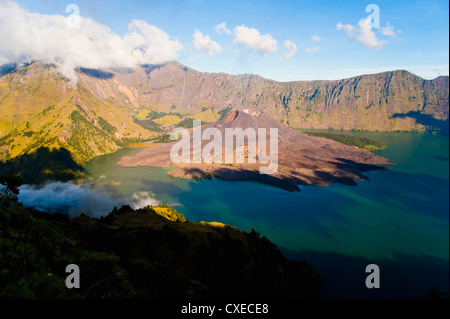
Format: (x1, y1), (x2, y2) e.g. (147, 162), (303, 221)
(18, 181), (159, 218)
(0, 1), (183, 84)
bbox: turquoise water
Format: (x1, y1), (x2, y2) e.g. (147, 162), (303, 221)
(84, 132), (449, 298)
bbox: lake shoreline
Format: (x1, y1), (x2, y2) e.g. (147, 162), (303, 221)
(80, 131), (449, 298)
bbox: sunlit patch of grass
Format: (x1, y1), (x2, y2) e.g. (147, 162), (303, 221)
(153, 114), (183, 126)
(200, 221), (229, 228)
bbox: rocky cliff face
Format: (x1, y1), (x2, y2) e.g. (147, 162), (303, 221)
(78, 61), (449, 132)
(1, 61), (448, 163)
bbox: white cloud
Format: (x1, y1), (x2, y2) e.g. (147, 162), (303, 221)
(214, 22), (231, 35)
(380, 23), (402, 40)
(311, 34), (321, 42)
(306, 46), (320, 56)
(280, 40), (297, 60)
(0, 1), (183, 84)
(17, 182), (160, 218)
(337, 19), (401, 50)
(336, 23), (355, 34)
(233, 25), (278, 55)
(193, 30), (222, 55)
(0, 56), (9, 66)
(127, 19), (184, 64)
(337, 19), (387, 49)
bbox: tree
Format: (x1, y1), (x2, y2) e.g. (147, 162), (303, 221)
(420, 287), (449, 299)
(0, 175), (22, 207)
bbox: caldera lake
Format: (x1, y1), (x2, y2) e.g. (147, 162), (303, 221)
(83, 131), (449, 298)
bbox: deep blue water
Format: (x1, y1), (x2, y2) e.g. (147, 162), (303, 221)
(85, 131), (449, 298)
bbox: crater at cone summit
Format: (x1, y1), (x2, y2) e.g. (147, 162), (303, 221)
(118, 108), (392, 192)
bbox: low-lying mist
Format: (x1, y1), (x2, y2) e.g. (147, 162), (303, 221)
(18, 181), (159, 218)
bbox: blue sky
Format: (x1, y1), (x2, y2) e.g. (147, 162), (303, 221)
(8, 0), (450, 81)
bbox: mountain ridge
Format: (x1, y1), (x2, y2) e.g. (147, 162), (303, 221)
(75, 61), (448, 131)
(0, 61), (448, 163)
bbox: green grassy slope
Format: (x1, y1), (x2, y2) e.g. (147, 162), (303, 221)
(0, 63), (154, 163)
(299, 131), (386, 151)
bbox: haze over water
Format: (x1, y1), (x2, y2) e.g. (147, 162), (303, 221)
(84, 131), (449, 298)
